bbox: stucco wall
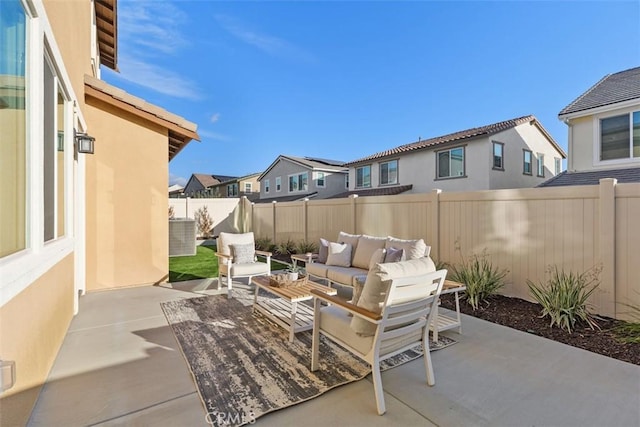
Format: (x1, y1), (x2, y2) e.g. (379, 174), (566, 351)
(569, 105), (640, 172)
(84, 98), (169, 290)
(0, 254), (74, 426)
(260, 158), (346, 199)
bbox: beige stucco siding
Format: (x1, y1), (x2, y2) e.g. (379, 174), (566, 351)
(43, 0), (94, 109)
(0, 254), (74, 425)
(85, 99), (169, 290)
(569, 105), (640, 172)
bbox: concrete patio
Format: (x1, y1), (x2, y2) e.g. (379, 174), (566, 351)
(25, 279), (640, 426)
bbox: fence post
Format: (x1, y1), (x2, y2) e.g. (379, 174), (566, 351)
(350, 194), (358, 234)
(599, 178), (616, 318)
(430, 189), (442, 262)
(272, 201), (277, 243)
(303, 198), (309, 242)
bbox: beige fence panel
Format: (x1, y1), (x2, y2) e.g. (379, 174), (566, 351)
(274, 201), (306, 243)
(168, 197), (241, 236)
(252, 202), (275, 241)
(306, 198), (353, 243)
(615, 183), (640, 321)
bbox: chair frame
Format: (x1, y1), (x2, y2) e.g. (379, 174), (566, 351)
(214, 234), (272, 298)
(310, 269), (446, 415)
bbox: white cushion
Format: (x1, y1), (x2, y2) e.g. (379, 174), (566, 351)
(385, 236), (429, 260)
(338, 232), (361, 262)
(218, 232), (255, 257)
(317, 238), (329, 264)
(306, 262), (329, 278)
(368, 248), (386, 270)
(230, 262), (270, 276)
(327, 266), (367, 287)
(352, 235), (387, 269)
(326, 242), (352, 267)
(350, 257), (436, 336)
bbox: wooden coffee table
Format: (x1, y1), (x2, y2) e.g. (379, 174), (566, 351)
(251, 275), (337, 342)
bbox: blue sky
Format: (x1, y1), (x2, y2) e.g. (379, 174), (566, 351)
(102, 1), (640, 187)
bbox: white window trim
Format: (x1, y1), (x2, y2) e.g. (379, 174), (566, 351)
(592, 111), (640, 167)
(287, 171), (308, 194)
(264, 179), (270, 194)
(275, 176), (282, 192)
(244, 182), (252, 193)
(537, 153), (545, 177)
(314, 171), (326, 188)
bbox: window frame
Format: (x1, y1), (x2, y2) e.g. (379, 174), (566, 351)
(555, 157), (562, 176)
(436, 146), (466, 180)
(596, 110), (640, 165)
(264, 179), (270, 194)
(379, 159), (398, 186)
(536, 153), (545, 177)
(345, 173), (349, 190)
(355, 165), (372, 188)
(492, 141), (504, 171)
(314, 171), (326, 188)
(244, 182), (252, 193)
(227, 183), (238, 197)
(287, 172), (308, 193)
(275, 176), (281, 192)
(523, 149), (533, 175)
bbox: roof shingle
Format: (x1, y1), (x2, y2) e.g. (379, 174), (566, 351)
(558, 66), (640, 117)
(537, 167), (640, 187)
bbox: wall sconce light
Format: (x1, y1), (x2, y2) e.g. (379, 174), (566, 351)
(75, 131), (95, 154)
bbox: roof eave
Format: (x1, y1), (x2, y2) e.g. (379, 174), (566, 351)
(558, 97), (640, 121)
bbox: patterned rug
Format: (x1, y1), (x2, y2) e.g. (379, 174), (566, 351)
(161, 289), (456, 426)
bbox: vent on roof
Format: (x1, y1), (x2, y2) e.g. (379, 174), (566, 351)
(169, 219), (196, 257)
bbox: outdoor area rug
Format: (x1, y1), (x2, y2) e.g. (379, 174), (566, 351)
(161, 290), (456, 426)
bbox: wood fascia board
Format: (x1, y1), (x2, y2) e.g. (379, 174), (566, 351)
(85, 85), (199, 141)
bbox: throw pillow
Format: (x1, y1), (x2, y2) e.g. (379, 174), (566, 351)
(318, 238), (329, 264)
(338, 231), (361, 262)
(352, 235), (387, 269)
(368, 248), (386, 270)
(218, 231), (255, 256)
(230, 243), (255, 264)
(350, 257), (437, 336)
(383, 247), (404, 263)
(326, 242), (352, 267)
(385, 236), (429, 260)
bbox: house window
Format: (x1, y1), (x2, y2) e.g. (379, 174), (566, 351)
(380, 160), (398, 185)
(227, 183), (238, 197)
(314, 172), (326, 188)
(493, 141), (504, 170)
(1, 0), (27, 257)
(437, 147), (465, 179)
(600, 112), (640, 161)
(345, 174), (349, 189)
(555, 158), (562, 175)
(356, 165), (371, 188)
(537, 153), (545, 177)
(288, 172), (308, 192)
(244, 182), (252, 193)
(275, 176), (281, 192)
(264, 179), (270, 193)
(523, 150), (532, 175)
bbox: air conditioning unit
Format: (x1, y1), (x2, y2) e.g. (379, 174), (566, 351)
(169, 219), (196, 257)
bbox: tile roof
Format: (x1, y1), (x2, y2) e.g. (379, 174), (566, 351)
(344, 115), (564, 166)
(537, 167), (640, 187)
(327, 185), (413, 199)
(558, 66), (640, 117)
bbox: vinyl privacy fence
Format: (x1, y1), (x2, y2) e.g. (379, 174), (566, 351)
(247, 179), (640, 320)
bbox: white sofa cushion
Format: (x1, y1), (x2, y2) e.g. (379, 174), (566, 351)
(338, 232), (361, 263)
(327, 266), (368, 287)
(306, 262), (330, 279)
(326, 242), (352, 267)
(385, 236), (429, 260)
(352, 235), (387, 269)
(218, 232), (255, 257)
(350, 257), (436, 336)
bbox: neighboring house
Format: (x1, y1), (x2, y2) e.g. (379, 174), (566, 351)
(257, 155), (348, 203)
(342, 115), (566, 195)
(183, 173), (238, 197)
(208, 172), (262, 201)
(0, 0), (199, 423)
(169, 184), (184, 198)
(540, 66), (640, 187)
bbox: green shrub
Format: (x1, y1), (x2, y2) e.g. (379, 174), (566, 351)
(527, 265), (601, 333)
(449, 252), (507, 310)
(274, 238), (296, 256)
(255, 236), (276, 252)
(613, 299), (640, 343)
(295, 240), (318, 254)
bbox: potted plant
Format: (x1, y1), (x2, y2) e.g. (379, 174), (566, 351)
(286, 265), (303, 281)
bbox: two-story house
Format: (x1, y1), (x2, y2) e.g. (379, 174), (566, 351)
(540, 66), (640, 187)
(340, 115), (566, 196)
(183, 173), (238, 197)
(257, 155), (348, 202)
(209, 172), (262, 201)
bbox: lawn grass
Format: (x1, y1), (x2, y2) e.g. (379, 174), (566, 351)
(168, 244), (289, 283)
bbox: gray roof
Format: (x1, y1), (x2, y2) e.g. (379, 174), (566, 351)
(327, 185), (413, 199)
(538, 167), (640, 187)
(254, 192), (318, 204)
(257, 155), (347, 182)
(558, 66), (640, 117)
(345, 115), (565, 166)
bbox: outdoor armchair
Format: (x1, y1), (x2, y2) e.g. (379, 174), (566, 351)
(311, 259), (446, 415)
(215, 232), (272, 298)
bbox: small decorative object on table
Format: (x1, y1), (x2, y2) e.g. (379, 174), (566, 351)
(269, 271), (308, 288)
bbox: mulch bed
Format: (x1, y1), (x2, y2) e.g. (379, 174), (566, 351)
(440, 294), (640, 366)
